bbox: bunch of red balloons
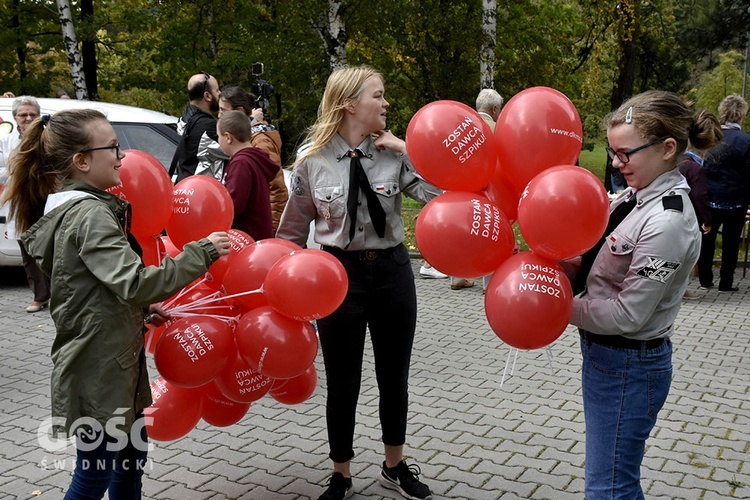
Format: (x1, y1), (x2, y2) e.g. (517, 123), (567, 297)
(109, 151), (350, 441)
(406, 87), (609, 351)
(144, 241), (348, 441)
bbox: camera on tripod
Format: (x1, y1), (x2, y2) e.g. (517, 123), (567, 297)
(251, 62), (274, 115)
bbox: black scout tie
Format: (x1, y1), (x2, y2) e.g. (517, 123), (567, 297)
(572, 194), (637, 295)
(346, 148), (386, 247)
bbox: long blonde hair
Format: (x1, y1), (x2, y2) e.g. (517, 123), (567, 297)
(1, 109), (105, 232)
(298, 65), (383, 163)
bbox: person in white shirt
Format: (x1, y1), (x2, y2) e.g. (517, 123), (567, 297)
(0, 95), (51, 313)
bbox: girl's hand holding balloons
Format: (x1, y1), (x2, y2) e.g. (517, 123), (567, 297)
(207, 231), (231, 256)
(146, 304), (172, 327)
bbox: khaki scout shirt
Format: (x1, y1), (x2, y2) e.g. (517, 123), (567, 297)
(570, 169), (700, 340)
(277, 134), (440, 250)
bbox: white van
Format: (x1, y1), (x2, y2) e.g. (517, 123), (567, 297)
(0, 98), (180, 267)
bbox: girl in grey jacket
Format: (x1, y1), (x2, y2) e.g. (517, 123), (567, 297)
(570, 91), (719, 499)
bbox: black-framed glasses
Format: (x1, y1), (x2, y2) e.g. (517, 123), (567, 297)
(81, 143), (121, 157)
(606, 140), (661, 164)
(201, 71), (210, 95)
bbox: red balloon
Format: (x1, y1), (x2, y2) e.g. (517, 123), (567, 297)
(405, 100), (497, 192)
(201, 382), (251, 427)
(154, 316), (234, 387)
(108, 150), (173, 239)
(495, 87), (583, 193)
(415, 191), (515, 277)
(145, 377), (202, 441)
(208, 229), (255, 287)
(160, 235), (181, 259)
(144, 323), (168, 354)
(213, 350), (273, 403)
(484, 252), (573, 350)
(223, 238), (301, 312)
(164, 281), (238, 317)
(263, 249), (348, 321)
(269, 364), (318, 405)
(235, 306), (318, 380)
(485, 162), (521, 224)
(517, 165), (609, 260)
(166, 175), (234, 249)
(135, 234), (162, 267)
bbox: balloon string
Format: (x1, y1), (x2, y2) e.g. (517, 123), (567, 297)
(168, 312), (239, 325)
(167, 287), (263, 314)
(545, 346), (554, 372)
(168, 290), (225, 311)
(161, 274), (211, 309)
(500, 347), (519, 388)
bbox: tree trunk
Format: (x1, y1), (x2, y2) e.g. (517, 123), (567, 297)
(56, 0), (88, 100)
(81, 0), (97, 100)
(315, 0), (348, 70)
(609, 0), (638, 110)
(207, 6), (219, 60)
(479, 0), (497, 90)
(11, 0), (28, 94)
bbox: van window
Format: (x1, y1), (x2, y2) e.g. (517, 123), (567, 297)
(112, 123), (177, 169)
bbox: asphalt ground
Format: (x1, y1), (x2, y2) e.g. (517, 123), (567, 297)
(1, 260), (748, 499)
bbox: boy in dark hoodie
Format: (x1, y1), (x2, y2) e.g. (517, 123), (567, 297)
(217, 110), (280, 240)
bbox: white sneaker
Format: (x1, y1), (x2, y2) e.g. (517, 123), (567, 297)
(419, 264), (448, 279)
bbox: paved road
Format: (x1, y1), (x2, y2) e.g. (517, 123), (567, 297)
(1, 261), (748, 499)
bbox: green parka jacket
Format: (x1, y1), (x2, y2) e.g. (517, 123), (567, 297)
(22, 179), (219, 435)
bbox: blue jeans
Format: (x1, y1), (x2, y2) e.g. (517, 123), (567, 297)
(317, 244), (417, 463)
(580, 337), (672, 499)
(64, 414), (149, 499)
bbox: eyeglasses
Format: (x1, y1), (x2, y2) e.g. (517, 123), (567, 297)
(201, 72), (211, 95)
(606, 140), (661, 164)
(15, 113), (39, 120)
(81, 143), (121, 157)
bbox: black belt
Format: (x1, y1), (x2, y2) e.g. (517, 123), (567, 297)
(322, 245), (399, 261)
(580, 330), (666, 350)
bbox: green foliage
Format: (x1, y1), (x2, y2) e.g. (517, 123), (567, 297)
(693, 50), (747, 116)
(1, 0), (748, 166)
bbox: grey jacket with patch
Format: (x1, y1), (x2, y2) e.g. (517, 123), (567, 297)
(277, 134), (440, 250)
(570, 169), (700, 340)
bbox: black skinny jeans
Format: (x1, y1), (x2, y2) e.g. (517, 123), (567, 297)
(697, 205), (748, 289)
(317, 243), (417, 464)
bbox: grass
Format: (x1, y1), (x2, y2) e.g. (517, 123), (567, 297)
(578, 143), (608, 183)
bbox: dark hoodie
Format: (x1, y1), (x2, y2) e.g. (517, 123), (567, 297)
(169, 103), (218, 183)
(223, 146), (280, 240)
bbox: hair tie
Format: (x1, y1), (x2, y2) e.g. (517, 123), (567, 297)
(689, 121), (700, 137)
(41, 114), (51, 128)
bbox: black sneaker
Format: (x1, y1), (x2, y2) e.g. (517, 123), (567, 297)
(317, 472), (353, 500)
(378, 460), (432, 500)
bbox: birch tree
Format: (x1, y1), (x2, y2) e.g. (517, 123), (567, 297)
(480, 0), (497, 90)
(315, 0), (348, 70)
(56, 0), (88, 100)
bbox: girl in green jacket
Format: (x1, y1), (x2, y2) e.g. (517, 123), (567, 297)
(1, 109), (230, 499)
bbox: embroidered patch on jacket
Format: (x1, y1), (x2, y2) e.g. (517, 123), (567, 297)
(636, 257), (680, 283)
(292, 176), (306, 196)
(607, 234), (631, 252)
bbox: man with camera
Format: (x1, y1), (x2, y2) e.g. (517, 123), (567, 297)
(169, 72), (221, 183)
